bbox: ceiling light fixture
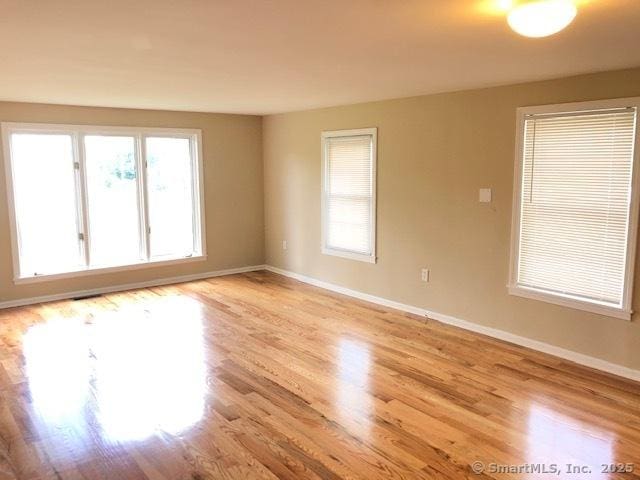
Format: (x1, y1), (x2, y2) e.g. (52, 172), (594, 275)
(507, 0), (577, 38)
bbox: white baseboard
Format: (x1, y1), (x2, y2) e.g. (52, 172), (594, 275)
(0, 264), (266, 310)
(264, 265), (640, 383)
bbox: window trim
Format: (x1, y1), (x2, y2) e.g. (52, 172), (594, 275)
(2, 122), (207, 284)
(508, 97), (640, 321)
(321, 127), (377, 264)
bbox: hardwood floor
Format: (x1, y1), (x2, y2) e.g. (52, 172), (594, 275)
(0, 270), (639, 479)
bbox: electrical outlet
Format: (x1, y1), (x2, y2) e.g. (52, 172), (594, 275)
(421, 268), (430, 282)
(282, 240), (287, 251)
(479, 188), (492, 203)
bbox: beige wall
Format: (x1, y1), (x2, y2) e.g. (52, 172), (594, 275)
(263, 67), (640, 371)
(0, 102), (264, 302)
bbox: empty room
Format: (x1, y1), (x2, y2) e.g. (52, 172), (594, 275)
(0, 0), (639, 479)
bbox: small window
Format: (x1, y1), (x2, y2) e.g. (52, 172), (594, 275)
(2, 123), (206, 283)
(509, 98), (640, 319)
(321, 128), (377, 263)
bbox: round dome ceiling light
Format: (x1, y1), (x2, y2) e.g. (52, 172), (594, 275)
(507, 0), (577, 38)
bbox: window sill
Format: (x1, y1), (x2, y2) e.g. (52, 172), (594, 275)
(507, 284), (631, 321)
(322, 247), (376, 264)
(14, 254), (207, 285)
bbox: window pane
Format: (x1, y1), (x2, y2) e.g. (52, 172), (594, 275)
(10, 133), (81, 276)
(327, 196), (371, 254)
(327, 136), (372, 197)
(146, 137), (195, 258)
(84, 135), (141, 266)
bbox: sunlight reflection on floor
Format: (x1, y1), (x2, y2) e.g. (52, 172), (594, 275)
(337, 338), (372, 439)
(23, 296), (206, 443)
(24, 317), (90, 424)
(526, 403), (613, 479)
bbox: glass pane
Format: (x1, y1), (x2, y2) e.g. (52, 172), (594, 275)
(145, 137), (195, 258)
(84, 136), (141, 266)
(10, 133), (81, 276)
(327, 196), (371, 254)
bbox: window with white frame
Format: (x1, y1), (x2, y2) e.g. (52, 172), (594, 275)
(2, 123), (205, 282)
(321, 128), (377, 263)
(509, 98), (639, 320)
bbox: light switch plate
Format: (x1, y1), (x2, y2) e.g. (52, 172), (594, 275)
(479, 188), (492, 203)
(421, 268), (430, 282)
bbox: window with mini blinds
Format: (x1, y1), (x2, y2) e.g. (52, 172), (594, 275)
(509, 99), (640, 320)
(321, 128), (377, 263)
(2, 123), (205, 282)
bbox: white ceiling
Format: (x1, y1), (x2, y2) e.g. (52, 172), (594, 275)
(0, 0), (638, 115)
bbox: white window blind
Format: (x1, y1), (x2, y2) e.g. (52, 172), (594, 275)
(515, 107), (637, 310)
(322, 129), (376, 262)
